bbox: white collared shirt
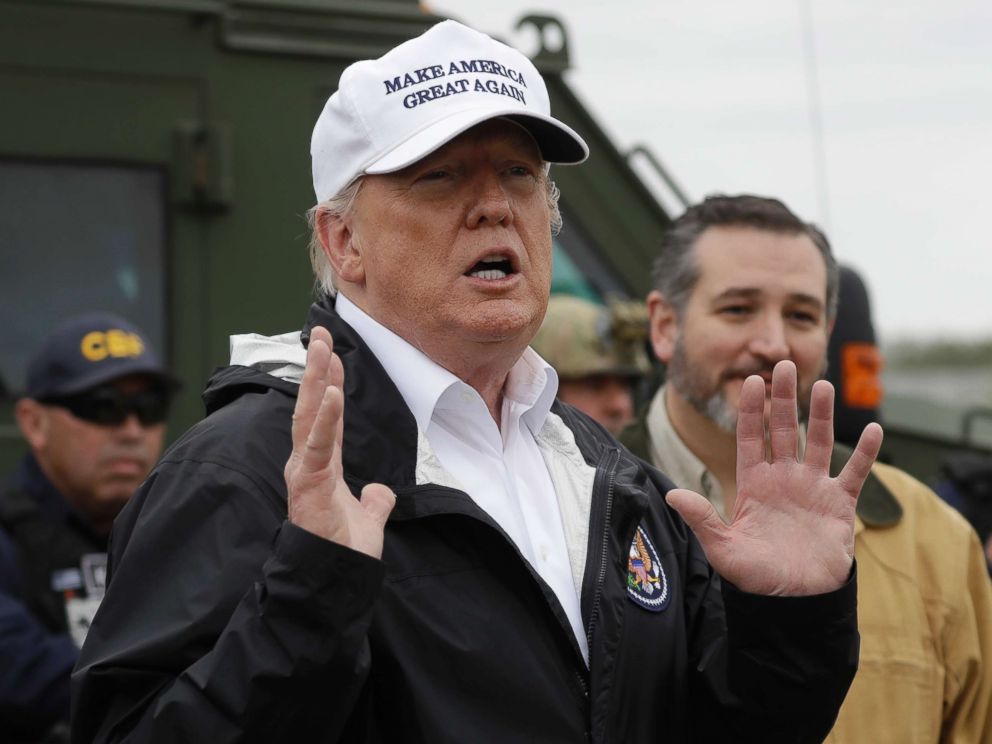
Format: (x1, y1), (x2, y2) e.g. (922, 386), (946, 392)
(337, 295), (589, 663)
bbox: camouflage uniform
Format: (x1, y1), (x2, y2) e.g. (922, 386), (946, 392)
(532, 295), (650, 380)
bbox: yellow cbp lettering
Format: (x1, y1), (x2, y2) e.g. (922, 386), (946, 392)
(80, 329), (144, 362)
(80, 331), (108, 361)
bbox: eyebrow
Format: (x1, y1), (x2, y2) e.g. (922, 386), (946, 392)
(712, 287), (824, 310)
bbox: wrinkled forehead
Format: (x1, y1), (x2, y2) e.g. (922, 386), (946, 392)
(689, 226), (828, 302)
(405, 117), (545, 168)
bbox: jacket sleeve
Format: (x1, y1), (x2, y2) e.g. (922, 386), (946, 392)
(699, 572), (859, 741)
(70, 459), (385, 744)
(639, 464), (860, 742)
(0, 530), (78, 739)
(941, 525), (992, 742)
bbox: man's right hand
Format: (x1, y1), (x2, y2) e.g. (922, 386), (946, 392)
(284, 325), (396, 558)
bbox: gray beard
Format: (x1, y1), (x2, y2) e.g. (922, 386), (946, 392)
(666, 334), (818, 435)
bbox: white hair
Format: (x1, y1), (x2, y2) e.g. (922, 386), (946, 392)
(306, 168), (563, 297)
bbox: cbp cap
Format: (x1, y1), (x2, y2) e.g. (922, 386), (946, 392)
(25, 312), (178, 399)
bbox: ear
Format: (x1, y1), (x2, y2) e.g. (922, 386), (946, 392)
(316, 208), (365, 286)
(646, 290), (678, 364)
(14, 398), (49, 451)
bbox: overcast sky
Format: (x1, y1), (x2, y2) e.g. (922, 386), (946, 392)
(428, 0), (991, 343)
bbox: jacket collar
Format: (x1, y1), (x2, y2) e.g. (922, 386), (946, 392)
(304, 294), (422, 489)
(621, 405), (903, 530)
(2, 452), (109, 544)
(829, 444), (902, 529)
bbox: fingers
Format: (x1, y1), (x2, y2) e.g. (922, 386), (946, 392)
(768, 360), (799, 462)
(295, 327), (345, 478)
(836, 422), (884, 497)
(803, 379), (835, 472)
(736, 375), (767, 471)
(310, 327), (345, 457)
(292, 327), (333, 452)
(316, 326), (345, 393)
(666, 488), (727, 548)
(301, 386), (344, 474)
(361, 483), (397, 530)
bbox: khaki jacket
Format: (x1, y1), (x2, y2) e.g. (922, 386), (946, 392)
(827, 461), (992, 744)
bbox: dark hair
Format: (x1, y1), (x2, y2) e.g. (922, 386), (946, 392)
(652, 194), (839, 320)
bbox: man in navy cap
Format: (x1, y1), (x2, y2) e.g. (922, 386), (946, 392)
(0, 311), (177, 743)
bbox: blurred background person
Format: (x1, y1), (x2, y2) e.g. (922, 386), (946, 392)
(621, 194), (992, 744)
(0, 312), (177, 743)
(531, 294), (650, 435)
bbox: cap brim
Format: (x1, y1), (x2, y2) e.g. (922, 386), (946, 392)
(50, 364), (181, 398)
(365, 107), (589, 176)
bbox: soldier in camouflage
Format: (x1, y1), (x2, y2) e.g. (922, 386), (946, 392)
(531, 294), (650, 435)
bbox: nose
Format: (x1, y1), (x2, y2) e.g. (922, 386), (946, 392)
(748, 314), (790, 363)
(114, 413), (147, 440)
(602, 379), (635, 432)
(465, 170), (512, 228)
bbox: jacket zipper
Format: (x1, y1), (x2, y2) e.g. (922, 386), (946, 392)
(586, 447), (620, 652)
(582, 447), (621, 743)
(393, 483), (595, 674)
(394, 448), (621, 733)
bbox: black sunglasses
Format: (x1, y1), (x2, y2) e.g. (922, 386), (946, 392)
(42, 385), (172, 427)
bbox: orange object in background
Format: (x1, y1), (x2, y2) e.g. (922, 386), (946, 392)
(842, 342), (884, 409)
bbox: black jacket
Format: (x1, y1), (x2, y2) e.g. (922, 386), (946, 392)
(1, 456), (88, 742)
(72, 298), (859, 743)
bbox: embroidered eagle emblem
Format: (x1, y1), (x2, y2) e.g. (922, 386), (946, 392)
(626, 525), (670, 611)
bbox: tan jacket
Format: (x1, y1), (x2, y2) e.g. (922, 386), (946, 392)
(621, 389), (992, 744)
(826, 462), (992, 744)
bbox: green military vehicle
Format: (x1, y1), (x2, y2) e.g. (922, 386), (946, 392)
(1, 0), (988, 500)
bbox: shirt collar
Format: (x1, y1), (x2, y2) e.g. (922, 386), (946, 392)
(336, 293), (458, 433)
(508, 346), (559, 435)
(8, 453), (107, 544)
(335, 294), (558, 435)
(646, 386), (712, 496)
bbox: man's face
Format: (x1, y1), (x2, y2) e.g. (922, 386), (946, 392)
(558, 374), (637, 436)
(333, 119), (553, 359)
(650, 226), (831, 432)
(19, 374), (167, 532)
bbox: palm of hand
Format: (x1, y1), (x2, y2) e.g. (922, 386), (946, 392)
(284, 326), (395, 559)
(666, 361), (882, 596)
(721, 457), (857, 596)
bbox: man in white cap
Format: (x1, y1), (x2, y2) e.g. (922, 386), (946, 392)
(73, 21), (882, 743)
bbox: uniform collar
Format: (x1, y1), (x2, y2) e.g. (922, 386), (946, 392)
(4, 453), (107, 543)
(829, 445), (903, 530)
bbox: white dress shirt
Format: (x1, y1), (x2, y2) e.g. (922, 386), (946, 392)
(337, 294), (589, 663)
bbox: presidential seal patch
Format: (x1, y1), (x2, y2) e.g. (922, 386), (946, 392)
(626, 525), (670, 611)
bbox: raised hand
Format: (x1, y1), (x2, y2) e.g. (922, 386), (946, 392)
(283, 325), (396, 558)
(665, 360), (883, 596)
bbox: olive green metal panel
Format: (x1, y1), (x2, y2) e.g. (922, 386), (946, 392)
(0, 0), (438, 473)
(0, 1), (663, 475)
(0, 4), (210, 472)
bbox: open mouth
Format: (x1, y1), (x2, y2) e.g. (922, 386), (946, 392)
(466, 254), (516, 280)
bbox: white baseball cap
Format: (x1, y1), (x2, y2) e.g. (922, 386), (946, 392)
(310, 20), (589, 202)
